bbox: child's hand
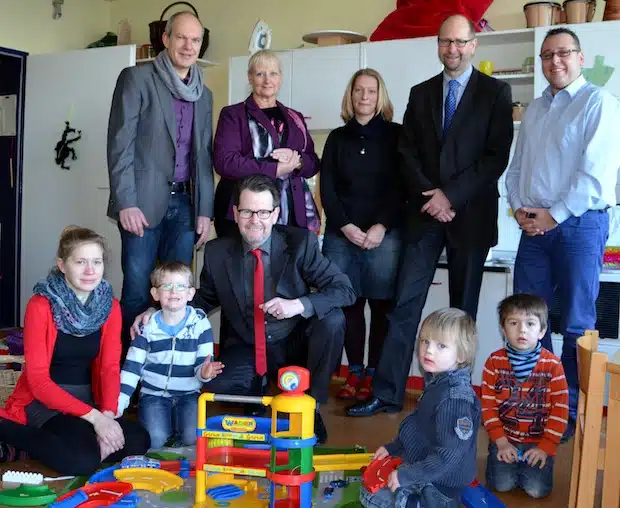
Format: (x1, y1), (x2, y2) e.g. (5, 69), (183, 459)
(496, 437), (519, 463)
(373, 446), (389, 460)
(523, 447), (547, 468)
(387, 470), (400, 492)
(200, 355), (224, 380)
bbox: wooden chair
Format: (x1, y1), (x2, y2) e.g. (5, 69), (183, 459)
(602, 351), (620, 507)
(569, 330), (608, 508)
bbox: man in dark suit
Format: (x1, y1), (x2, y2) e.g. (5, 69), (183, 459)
(349, 14), (513, 416)
(107, 11), (214, 352)
(196, 174), (354, 442)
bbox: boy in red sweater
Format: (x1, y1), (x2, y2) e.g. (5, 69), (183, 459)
(482, 293), (568, 499)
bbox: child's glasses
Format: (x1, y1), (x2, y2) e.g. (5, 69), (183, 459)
(157, 283), (191, 292)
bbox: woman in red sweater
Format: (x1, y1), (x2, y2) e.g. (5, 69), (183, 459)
(0, 226), (150, 475)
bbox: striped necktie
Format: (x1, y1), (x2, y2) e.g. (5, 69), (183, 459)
(443, 79), (458, 137)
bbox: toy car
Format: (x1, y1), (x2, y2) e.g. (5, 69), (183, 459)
(323, 486), (335, 499)
(120, 456), (160, 469)
(330, 479), (348, 488)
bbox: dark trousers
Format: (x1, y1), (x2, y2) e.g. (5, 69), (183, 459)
(206, 309), (345, 403)
(0, 414), (150, 476)
(343, 297), (392, 369)
(118, 194), (195, 357)
(513, 210), (608, 421)
(373, 223), (489, 405)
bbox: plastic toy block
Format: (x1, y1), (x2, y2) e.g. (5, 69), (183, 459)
(461, 480), (506, 508)
(361, 456), (402, 494)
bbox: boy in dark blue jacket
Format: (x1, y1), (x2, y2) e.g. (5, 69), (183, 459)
(360, 308), (481, 508)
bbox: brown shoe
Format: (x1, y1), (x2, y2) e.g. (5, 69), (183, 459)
(356, 376), (372, 401)
(337, 373), (360, 400)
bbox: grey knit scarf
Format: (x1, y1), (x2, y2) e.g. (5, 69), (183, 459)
(153, 50), (204, 102)
(33, 269), (113, 336)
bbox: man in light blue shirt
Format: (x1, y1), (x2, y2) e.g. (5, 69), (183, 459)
(505, 27), (620, 438)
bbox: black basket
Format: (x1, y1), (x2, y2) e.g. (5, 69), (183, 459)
(149, 2), (210, 58)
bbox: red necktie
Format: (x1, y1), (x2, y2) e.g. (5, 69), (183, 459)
(251, 249), (267, 376)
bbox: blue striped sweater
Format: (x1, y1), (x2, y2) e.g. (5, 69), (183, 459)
(118, 307), (214, 415)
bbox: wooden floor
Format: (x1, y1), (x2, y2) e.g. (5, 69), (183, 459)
(322, 384), (575, 507)
(0, 383), (578, 506)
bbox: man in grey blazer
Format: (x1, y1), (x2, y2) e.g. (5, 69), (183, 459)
(107, 11), (214, 350)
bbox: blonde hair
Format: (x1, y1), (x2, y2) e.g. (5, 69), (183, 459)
(248, 49), (281, 75)
(417, 308), (478, 368)
(341, 68), (394, 123)
(56, 226), (107, 264)
(150, 261), (194, 288)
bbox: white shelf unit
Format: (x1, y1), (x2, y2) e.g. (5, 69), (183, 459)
(493, 72), (535, 84)
(476, 28), (535, 45)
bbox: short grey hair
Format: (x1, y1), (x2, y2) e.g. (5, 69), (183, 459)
(248, 49), (281, 75)
(164, 11), (204, 38)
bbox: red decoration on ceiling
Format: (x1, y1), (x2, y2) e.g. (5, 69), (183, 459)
(370, 0), (494, 41)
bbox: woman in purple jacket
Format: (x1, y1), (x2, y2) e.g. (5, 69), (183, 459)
(213, 50), (321, 238)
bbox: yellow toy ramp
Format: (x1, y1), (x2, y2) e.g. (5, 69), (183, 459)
(313, 453), (374, 472)
(113, 468), (184, 493)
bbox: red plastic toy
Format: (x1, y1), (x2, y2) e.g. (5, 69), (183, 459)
(361, 456), (403, 494)
(53, 481), (133, 507)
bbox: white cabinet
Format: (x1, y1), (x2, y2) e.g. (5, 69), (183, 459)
(228, 51), (293, 106)
(290, 44), (362, 131)
(408, 268), (450, 378)
(364, 37), (443, 123)
(405, 268), (510, 385)
(473, 271), (510, 385)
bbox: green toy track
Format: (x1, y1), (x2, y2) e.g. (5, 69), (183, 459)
(0, 484), (57, 506)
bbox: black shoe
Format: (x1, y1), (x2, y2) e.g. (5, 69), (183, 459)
(347, 396), (403, 417)
(314, 412), (328, 444)
(560, 418), (576, 444)
(244, 403), (267, 417)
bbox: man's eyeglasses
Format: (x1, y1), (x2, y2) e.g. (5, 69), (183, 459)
(238, 209), (274, 220)
(438, 37), (474, 48)
(540, 49), (580, 60)
(158, 283), (191, 291)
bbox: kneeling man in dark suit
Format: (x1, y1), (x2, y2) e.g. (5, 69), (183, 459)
(135, 174), (355, 443)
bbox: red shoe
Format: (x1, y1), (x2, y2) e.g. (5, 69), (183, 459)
(337, 373), (360, 400)
(356, 376), (373, 401)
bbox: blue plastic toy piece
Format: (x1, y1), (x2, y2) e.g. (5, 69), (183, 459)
(517, 449), (526, 462)
(330, 479), (348, 488)
(109, 492), (141, 507)
(323, 486), (335, 499)
(461, 482), (506, 508)
(206, 484), (245, 501)
(48, 490), (88, 508)
(88, 464), (120, 484)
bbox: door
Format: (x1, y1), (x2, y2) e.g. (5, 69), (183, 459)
(0, 47), (26, 327)
(21, 45), (134, 321)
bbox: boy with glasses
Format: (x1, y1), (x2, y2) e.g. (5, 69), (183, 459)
(117, 261), (223, 449)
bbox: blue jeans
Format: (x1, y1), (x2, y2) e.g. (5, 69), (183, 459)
(119, 194), (195, 348)
(486, 442), (554, 499)
(513, 210), (608, 420)
(360, 484), (460, 508)
(138, 393), (198, 449)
